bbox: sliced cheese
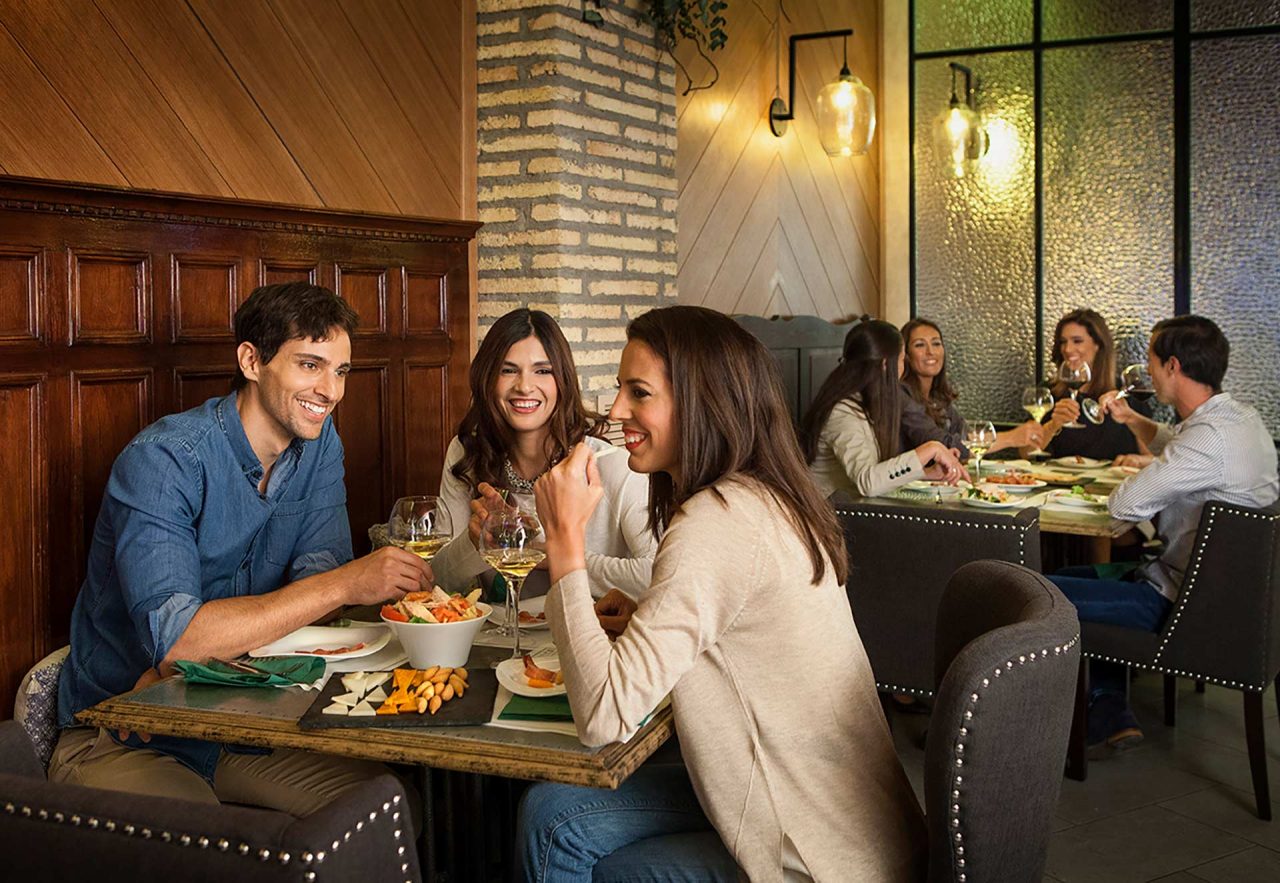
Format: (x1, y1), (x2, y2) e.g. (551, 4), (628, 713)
(365, 671), (391, 689)
(331, 691), (359, 708)
(365, 686), (388, 704)
(322, 703), (349, 716)
(348, 700), (377, 717)
(340, 672), (368, 695)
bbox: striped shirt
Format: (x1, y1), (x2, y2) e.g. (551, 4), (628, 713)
(1108, 393), (1278, 601)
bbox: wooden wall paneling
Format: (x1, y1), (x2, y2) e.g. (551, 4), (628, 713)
(175, 368), (236, 414)
(268, 0), (461, 217)
(402, 362), (450, 498)
(0, 245), (42, 342)
(0, 0), (230, 196)
(0, 24), (127, 186)
(171, 254), (241, 342)
(184, 0), (398, 213)
(334, 264), (389, 338)
(92, 0), (320, 207)
(332, 362), (391, 555)
(67, 250), (151, 346)
(259, 259), (320, 287)
(403, 266), (448, 337)
(68, 370), (153, 614)
(0, 375), (45, 711)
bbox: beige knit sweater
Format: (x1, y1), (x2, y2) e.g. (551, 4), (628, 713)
(547, 478), (926, 882)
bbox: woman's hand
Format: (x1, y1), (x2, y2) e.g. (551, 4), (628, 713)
(1114, 453), (1154, 469)
(594, 589), (638, 641)
(917, 441), (970, 485)
(467, 482), (509, 549)
(1048, 396), (1079, 430)
(996, 420), (1044, 452)
(535, 444), (604, 583)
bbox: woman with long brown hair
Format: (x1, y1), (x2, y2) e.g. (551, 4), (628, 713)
(429, 308), (654, 599)
(900, 317), (1043, 457)
(515, 306), (925, 881)
(800, 317), (966, 498)
(1040, 308), (1149, 460)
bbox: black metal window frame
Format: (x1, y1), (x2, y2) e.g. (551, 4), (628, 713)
(908, 0), (1280, 383)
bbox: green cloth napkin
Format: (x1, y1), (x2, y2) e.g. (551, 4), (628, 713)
(499, 692), (573, 721)
(173, 656), (325, 687)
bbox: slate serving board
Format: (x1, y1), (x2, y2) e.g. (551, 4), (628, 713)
(298, 667), (499, 730)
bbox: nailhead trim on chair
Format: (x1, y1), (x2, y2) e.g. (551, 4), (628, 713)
(946, 633), (1080, 882)
(2, 791), (410, 882)
(1082, 505), (1280, 691)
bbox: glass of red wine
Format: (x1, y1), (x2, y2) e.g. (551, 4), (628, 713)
(1057, 361), (1092, 429)
(1081, 363), (1153, 425)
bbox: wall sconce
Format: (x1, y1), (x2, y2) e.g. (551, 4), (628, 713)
(768, 29), (875, 157)
(934, 62), (988, 177)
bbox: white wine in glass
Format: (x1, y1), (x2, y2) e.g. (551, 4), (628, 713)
(965, 420), (997, 481)
(388, 496), (452, 560)
(478, 507), (545, 662)
(1021, 385), (1054, 457)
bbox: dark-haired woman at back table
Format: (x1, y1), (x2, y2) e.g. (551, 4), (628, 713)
(428, 307), (655, 600)
(900, 317), (1044, 458)
(801, 318), (969, 499)
(1036, 308), (1151, 461)
(511, 305), (925, 882)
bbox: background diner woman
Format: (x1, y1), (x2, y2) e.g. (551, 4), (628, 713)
(1039, 308), (1150, 460)
(518, 306), (925, 882)
(802, 318), (966, 499)
(899, 317), (1043, 458)
(430, 308), (654, 600)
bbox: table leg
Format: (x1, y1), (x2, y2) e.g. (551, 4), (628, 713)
(1088, 535), (1112, 564)
(417, 767), (437, 882)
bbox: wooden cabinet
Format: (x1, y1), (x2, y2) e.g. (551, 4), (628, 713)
(0, 177), (477, 710)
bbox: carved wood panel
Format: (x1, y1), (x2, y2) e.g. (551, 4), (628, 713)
(0, 176), (478, 714)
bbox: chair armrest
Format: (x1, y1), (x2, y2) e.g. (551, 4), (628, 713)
(0, 721), (45, 779)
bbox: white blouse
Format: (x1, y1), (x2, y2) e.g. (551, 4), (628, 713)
(431, 435), (656, 599)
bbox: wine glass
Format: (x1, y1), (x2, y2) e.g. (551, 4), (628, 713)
(387, 496), (453, 560)
(1080, 363), (1154, 425)
(477, 505), (545, 662)
(1020, 385), (1054, 457)
(965, 421), (996, 482)
(1057, 361), (1092, 429)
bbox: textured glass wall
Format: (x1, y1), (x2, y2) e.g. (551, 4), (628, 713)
(1043, 0), (1171, 40)
(915, 52), (1036, 423)
(1191, 35), (1280, 433)
(1042, 41), (1174, 377)
(1193, 0), (1280, 29)
(915, 0), (1032, 53)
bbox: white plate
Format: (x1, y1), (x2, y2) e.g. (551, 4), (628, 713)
(1048, 456), (1111, 469)
(495, 655), (567, 698)
(1047, 491), (1108, 508)
(492, 594), (551, 630)
(905, 480), (963, 496)
(980, 477), (1047, 493)
(249, 625), (391, 660)
(1110, 464), (1142, 477)
(960, 496), (1020, 509)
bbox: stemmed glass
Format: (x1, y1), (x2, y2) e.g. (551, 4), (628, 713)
(477, 504), (545, 662)
(1021, 385), (1054, 457)
(965, 421), (997, 482)
(387, 496), (453, 561)
(1081, 363), (1153, 425)
(1057, 361), (1092, 429)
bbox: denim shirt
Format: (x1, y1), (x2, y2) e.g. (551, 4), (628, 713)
(57, 392), (353, 780)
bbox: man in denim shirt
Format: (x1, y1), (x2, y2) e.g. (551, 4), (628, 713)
(50, 282), (432, 812)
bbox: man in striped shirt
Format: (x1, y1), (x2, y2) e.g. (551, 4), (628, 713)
(1050, 315), (1278, 753)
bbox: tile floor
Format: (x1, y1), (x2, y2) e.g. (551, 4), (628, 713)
(890, 675), (1280, 882)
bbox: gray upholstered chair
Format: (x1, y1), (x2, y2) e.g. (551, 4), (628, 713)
(835, 496), (1041, 697)
(0, 720), (420, 883)
(925, 560), (1080, 883)
(1066, 500), (1280, 819)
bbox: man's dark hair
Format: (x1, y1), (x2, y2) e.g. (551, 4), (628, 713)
(1151, 314), (1229, 392)
(233, 282), (359, 390)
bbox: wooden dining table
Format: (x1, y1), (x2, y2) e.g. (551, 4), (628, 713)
(77, 643), (674, 881)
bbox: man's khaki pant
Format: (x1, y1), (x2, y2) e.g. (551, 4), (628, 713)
(49, 727), (393, 818)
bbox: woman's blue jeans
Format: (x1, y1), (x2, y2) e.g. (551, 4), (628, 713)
(516, 760), (739, 882)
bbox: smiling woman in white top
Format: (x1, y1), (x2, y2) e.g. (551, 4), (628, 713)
(801, 318), (967, 499)
(429, 308), (654, 600)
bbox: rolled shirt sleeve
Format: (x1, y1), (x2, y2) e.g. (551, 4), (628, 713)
(106, 440), (209, 669)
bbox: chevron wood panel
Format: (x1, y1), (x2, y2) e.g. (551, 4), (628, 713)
(0, 0), (472, 218)
(675, 0), (880, 321)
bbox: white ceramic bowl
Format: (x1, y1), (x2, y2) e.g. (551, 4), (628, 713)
(381, 602), (493, 668)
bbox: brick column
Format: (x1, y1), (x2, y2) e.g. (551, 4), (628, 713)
(476, 0), (677, 395)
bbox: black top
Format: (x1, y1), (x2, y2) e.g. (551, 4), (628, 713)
(1044, 393), (1153, 460)
(899, 387), (970, 459)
